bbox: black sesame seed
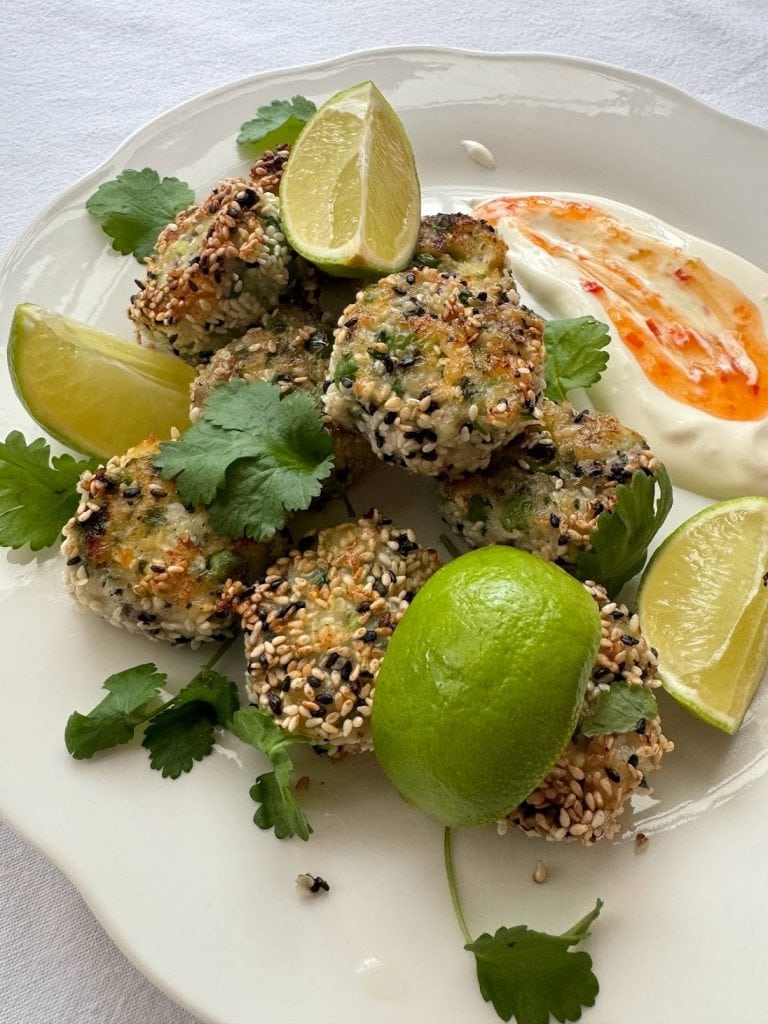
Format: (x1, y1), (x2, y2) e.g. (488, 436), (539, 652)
(405, 273), (415, 285)
(383, 411), (397, 425)
(635, 717), (646, 734)
(258, 653), (269, 670)
(356, 602), (371, 614)
(593, 501), (605, 516)
(123, 486), (141, 498)
(309, 876), (330, 893)
(341, 376), (354, 389)
(344, 317), (358, 328)
(611, 609), (624, 619)
(421, 449), (438, 462)
(573, 410), (587, 424)
(549, 513), (561, 529)
(557, 534), (570, 546)
(341, 661), (353, 681)
(325, 652), (339, 668)
(308, 675), (323, 689)
(316, 692), (334, 706)
(362, 629), (378, 643)
(66, 555), (82, 566)
(268, 692), (283, 715)
(606, 767), (621, 783)
(137, 611), (156, 623)
(621, 634), (640, 646)
(627, 754), (639, 768)
(392, 286), (407, 296)
(281, 679), (291, 693)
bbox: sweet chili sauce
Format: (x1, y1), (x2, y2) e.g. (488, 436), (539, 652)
(474, 196), (768, 421)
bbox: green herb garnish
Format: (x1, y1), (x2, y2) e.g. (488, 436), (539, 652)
(580, 682), (659, 737)
(543, 317), (611, 402)
(574, 466), (673, 595)
(86, 168), (194, 262)
(154, 379), (334, 541)
(237, 96), (317, 153)
(65, 663), (238, 779)
(228, 707), (313, 841)
(445, 828), (602, 1024)
(0, 432), (98, 551)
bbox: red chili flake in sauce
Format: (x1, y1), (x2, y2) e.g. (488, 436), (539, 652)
(582, 279), (603, 293)
(674, 267), (692, 282)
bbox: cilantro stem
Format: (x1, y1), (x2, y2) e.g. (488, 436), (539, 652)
(439, 533), (463, 560)
(341, 491), (356, 519)
(203, 634), (237, 671)
(444, 827), (473, 945)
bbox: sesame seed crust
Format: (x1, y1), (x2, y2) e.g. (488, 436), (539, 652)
(440, 397), (661, 566)
(128, 169), (295, 364)
(61, 437), (282, 647)
(224, 511), (441, 753)
(324, 265), (545, 478)
(501, 581), (673, 844)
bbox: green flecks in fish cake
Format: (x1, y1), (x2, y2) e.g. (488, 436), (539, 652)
(225, 511), (440, 754)
(324, 268), (546, 477)
(413, 213), (508, 278)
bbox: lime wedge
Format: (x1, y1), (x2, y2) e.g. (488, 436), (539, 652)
(8, 303), (195, 459)
(280, 81), (420, 277)
(637, 497), (768, 734)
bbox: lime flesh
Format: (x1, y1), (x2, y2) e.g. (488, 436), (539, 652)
(280, 81), (420, 277)
(638, 497), (768, 734)
(8, 303), (195, 459)
(371, 547), (602, 828)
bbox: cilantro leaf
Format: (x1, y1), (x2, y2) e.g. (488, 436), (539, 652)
(466, 900), (603, 1024)
(543, 317), (611, 402)
(580, 683), (659, 737)
(573, 465), (673, 595)
(86, 168), (195, 262)
(141, 669), (240, 779)
(237, 96), (317, 153)
(228, 707), (313, 840)
(65, 664), (165, 759)
(0, 432), (97, 551)
(155, 380), (334, 541)
(142, 703), (217, 778)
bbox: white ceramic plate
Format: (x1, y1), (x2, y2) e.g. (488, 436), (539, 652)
(2, 48), (768, 1024)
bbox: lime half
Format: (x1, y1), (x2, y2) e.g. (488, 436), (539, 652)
(280, 81), (420, 277)
(8, 303), (195, 459)
(638, 497), (768, 734)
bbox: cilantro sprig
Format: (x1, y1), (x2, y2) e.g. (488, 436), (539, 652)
(574, 465), (673, 595)
(543, 317), (611, 402)
(65, 662), (239, 778)
(154, 378), (334, 541)
(237, 95), (317, 153)
(64, 645), (313, 837)
(580, 682), (659, 738)
(0, 432), (97, 551)
(228, 708), (313, 841)
(445, 828), (602, 1024)
(86, 168), (195, 262)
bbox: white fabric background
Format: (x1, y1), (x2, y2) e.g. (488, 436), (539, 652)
(1, 1), (766, 1021)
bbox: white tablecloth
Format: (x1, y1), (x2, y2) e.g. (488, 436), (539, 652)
(2, 2), (766, 1021)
